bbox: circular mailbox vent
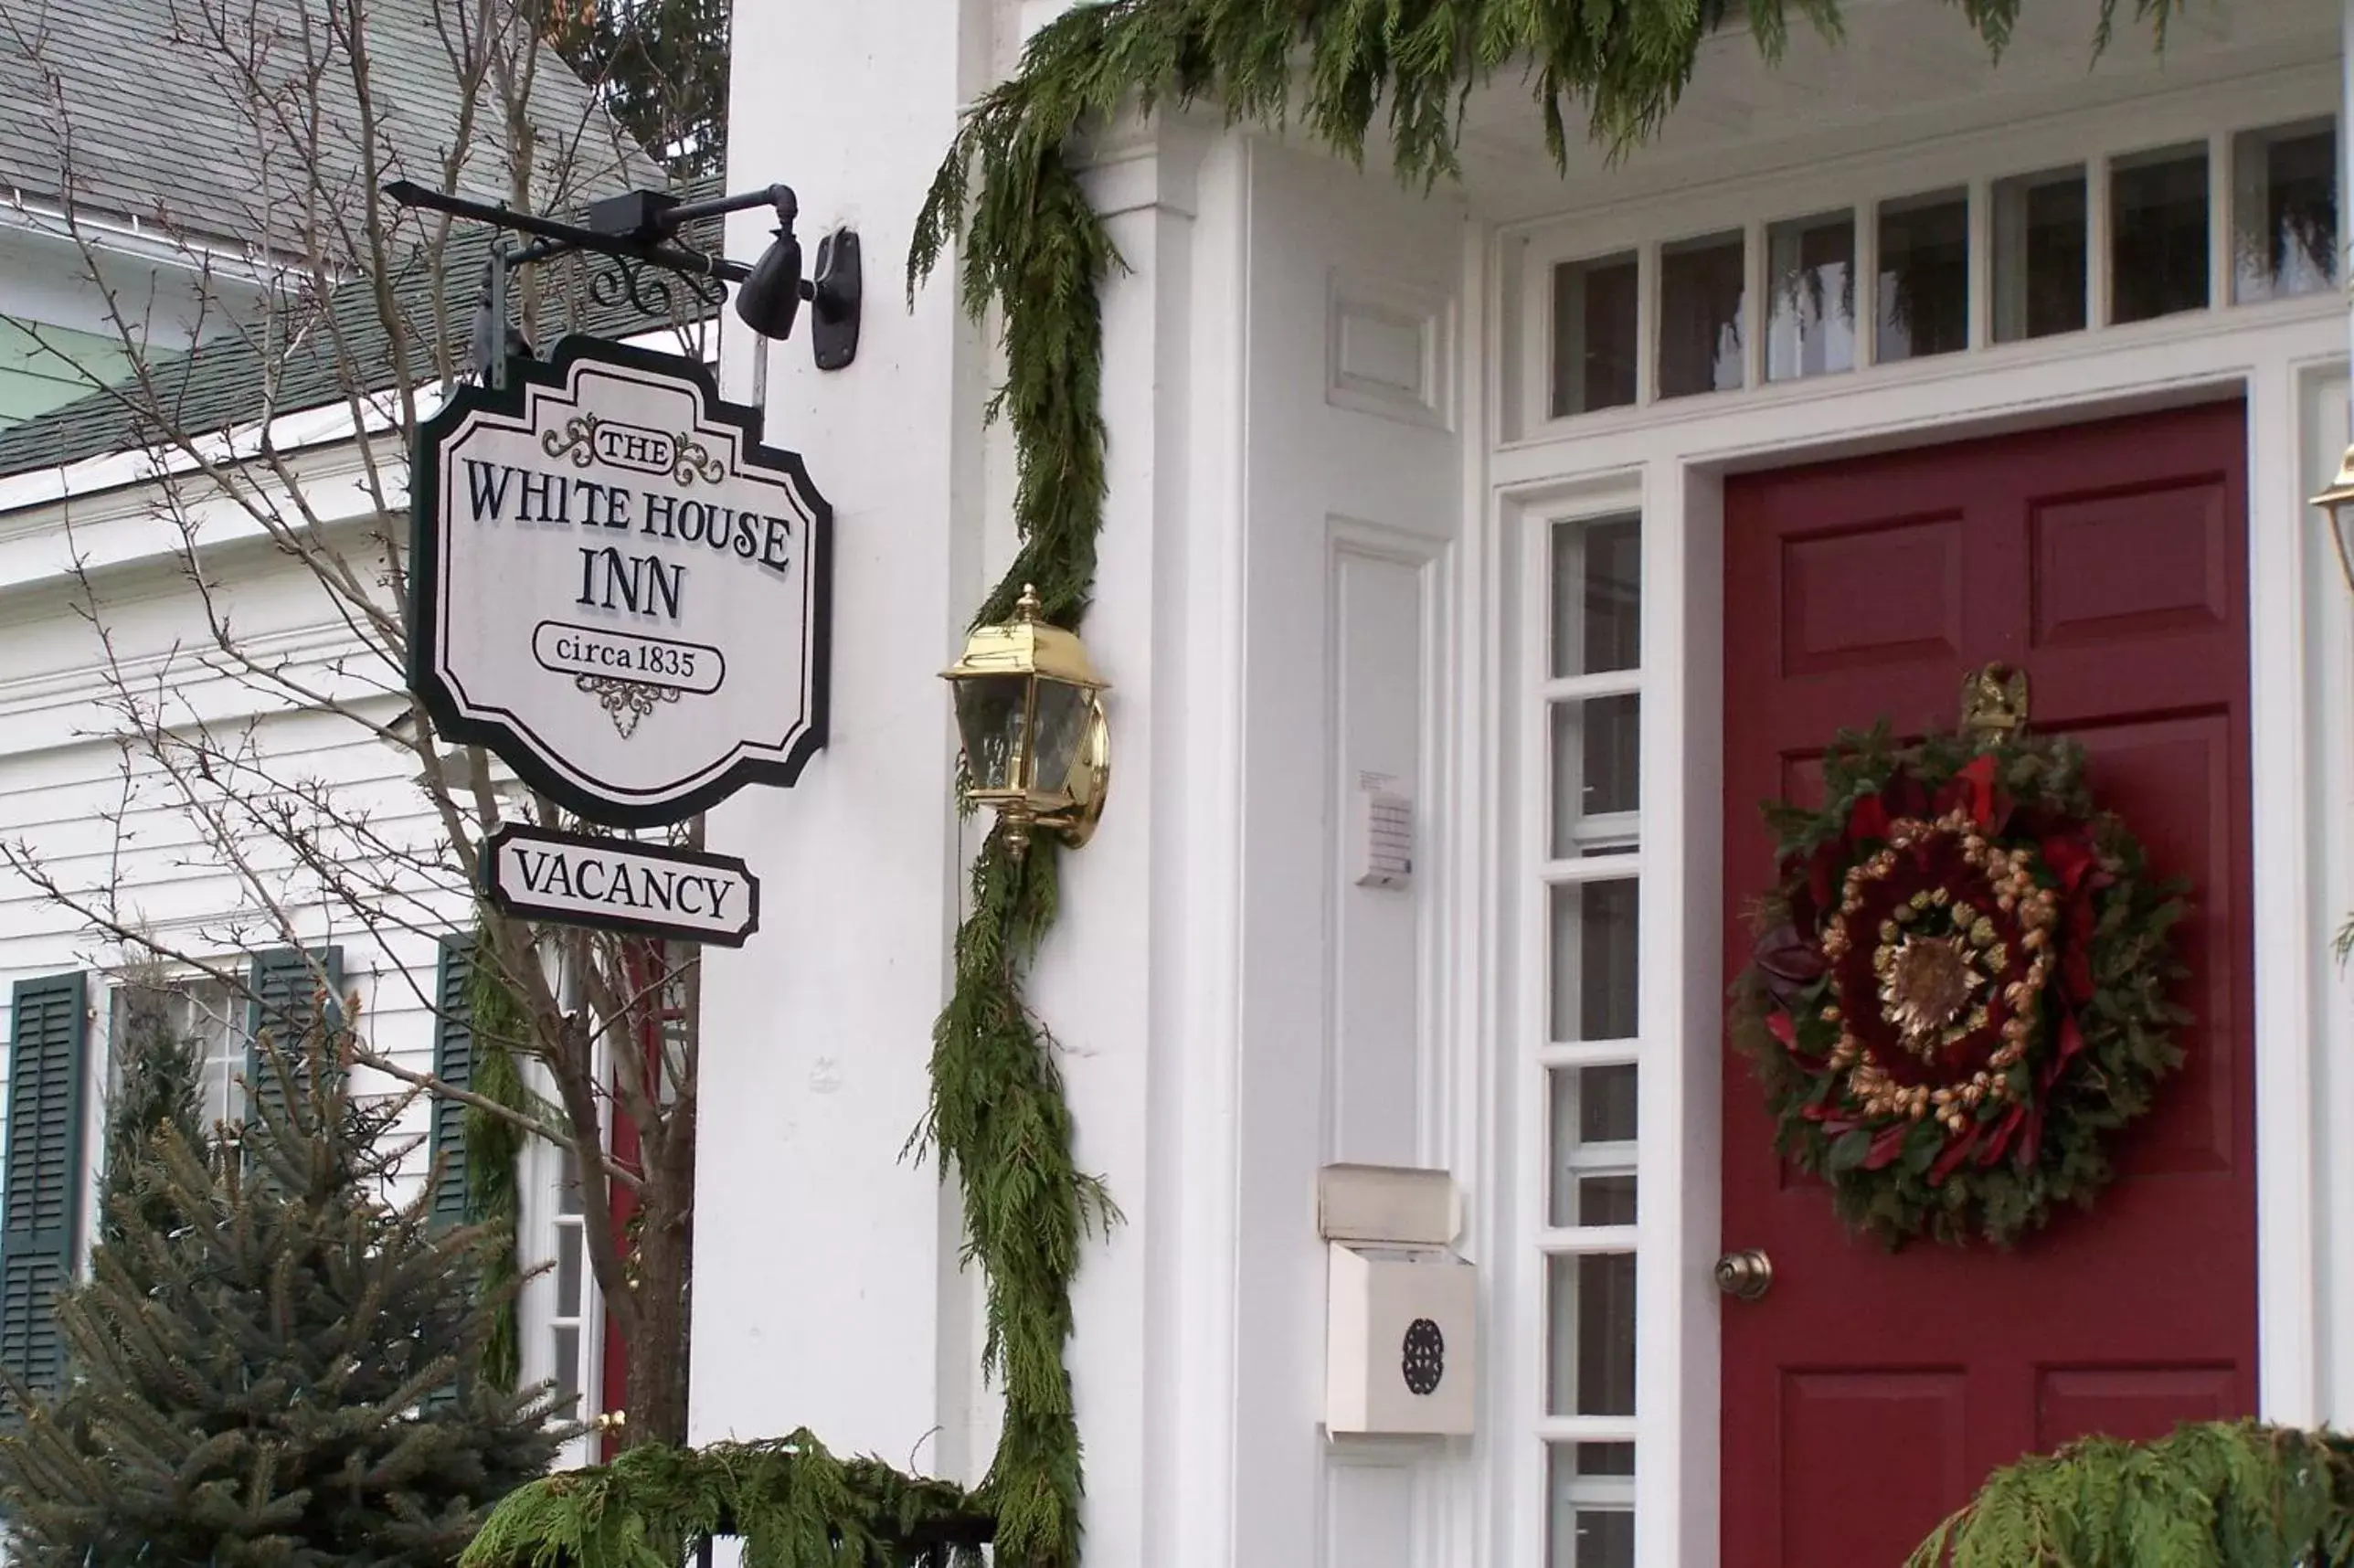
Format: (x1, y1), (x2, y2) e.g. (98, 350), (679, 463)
(1400, 1317), (1446, 1395)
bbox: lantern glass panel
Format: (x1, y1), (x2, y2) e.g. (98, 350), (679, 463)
(1027, 679), (1093, 806)
(953, 673), (1034, 793)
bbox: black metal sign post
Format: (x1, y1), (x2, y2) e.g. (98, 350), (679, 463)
(385, 178), (862, 385)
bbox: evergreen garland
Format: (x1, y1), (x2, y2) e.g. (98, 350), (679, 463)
(1909, 1420), (2354, 1567)
(907, 1), (2181, 1559)
(462, 1432), (985, 1568)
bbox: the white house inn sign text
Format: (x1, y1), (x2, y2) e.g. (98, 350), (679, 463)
(409, 337), (832, 828)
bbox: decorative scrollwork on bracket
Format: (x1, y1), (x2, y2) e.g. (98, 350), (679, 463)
(588, 255), (728, 323)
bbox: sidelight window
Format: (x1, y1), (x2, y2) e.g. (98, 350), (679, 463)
(1538, 513), (1643, 1568)
(548, 1148), (594, 1416)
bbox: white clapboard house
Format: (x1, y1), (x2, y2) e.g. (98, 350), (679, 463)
(684, 1), (2354, 1565)
(0, 0), (677, 1465)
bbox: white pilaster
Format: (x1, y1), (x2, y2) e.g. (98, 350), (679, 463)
(690, 0), (994, 1467)
(1021, 119), (1251, 1568)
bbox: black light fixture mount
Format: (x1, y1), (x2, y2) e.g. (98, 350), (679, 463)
(384, 178), (861, 386)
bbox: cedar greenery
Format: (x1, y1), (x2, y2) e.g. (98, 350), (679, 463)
(462, 1432), (983, 1568)
(1909, 1421), (2354, 1567)
(1730, 725), (2188, 1246)
(906, 1), (2183, 1557)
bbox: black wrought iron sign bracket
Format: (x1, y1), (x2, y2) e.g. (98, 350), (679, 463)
(384, 179), (861, 386)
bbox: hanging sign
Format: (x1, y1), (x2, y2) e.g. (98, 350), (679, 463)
(410, 336), (831, 827)
(482, 824), (760, 948)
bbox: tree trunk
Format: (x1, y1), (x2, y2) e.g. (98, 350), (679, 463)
(624, 1175), (694, 1448)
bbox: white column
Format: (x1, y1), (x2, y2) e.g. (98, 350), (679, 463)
(2343, 0), (2354, 434)
(1020, 120), (1249, 1568)
(689, 0), (992, 1466)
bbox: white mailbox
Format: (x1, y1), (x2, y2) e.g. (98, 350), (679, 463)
(1320, 1164), (1478, 1438)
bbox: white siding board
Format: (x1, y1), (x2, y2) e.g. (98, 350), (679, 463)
(0, 518), (472, 1222)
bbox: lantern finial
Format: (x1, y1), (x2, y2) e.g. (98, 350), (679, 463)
(1014, 582), (1044, 623)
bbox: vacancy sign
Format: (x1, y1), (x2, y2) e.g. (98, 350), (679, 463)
(410, 336), (832, 829)
(482, 824), (758, 948)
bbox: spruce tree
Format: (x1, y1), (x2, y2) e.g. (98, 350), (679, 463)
(0, 1000), (566, 1568)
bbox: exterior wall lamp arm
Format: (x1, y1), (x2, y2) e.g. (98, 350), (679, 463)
(382, 179), (860, 380)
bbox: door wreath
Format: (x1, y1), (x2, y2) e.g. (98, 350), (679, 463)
(1731, 666), (2190, 1247)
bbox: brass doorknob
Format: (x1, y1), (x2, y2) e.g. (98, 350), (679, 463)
(1715, 1248), (1773, 1301)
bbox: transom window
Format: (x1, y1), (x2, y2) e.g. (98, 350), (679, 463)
(1542, 113), (2338, 423)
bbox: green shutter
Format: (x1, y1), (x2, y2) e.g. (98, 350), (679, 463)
(429, 937), (474, 1229)
(245, 946), (343, 1128)
(2, 974), (88, 1398)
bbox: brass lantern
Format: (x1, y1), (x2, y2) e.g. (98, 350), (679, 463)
(941, 583), (1110, 857)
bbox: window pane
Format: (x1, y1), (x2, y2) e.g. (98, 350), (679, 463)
(1551, 696), (1640, 853)
(1579, 1442), (1637, 1476)
(1578, 1064), (1638, 1144)
(1993, 165), (2087, 342)
(205, 1054), (236, 1128)
(552, 1325), (581, 1406)
(1766, 210), (1856, 381)
(1550, 515), (1641, 678)
(2233, 120), (2337, 302)
(558, 1149), (583, 1215)
(1547, 1446), (1637, 1568)
(2111, 143), (2210, 323)
(1877, 188), (1969, 362)
(1658, 231), (1744, 397)
(1582, 694), (1638, 817)
(1548, 1072), (1638, 1226)
(1579, 1172), (1639, 1228)
(1552, 253), (1639, 417)
(1547, 1252), (1638, 1415)
(1577, 1252), (1638, 1414)
(557, 1223), (583, 1318)
(1550, 880), (1639, 1043)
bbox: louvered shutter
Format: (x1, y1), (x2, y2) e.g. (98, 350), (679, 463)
(429, 937), (474, 1228)
(245, 947), (343, 1128)
(2, 974), (88, 1397)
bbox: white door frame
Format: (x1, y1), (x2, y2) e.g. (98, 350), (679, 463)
(1483, 275), (2347, 1567)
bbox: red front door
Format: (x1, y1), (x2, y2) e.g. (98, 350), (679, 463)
(1719, 402), (2256, 1568)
